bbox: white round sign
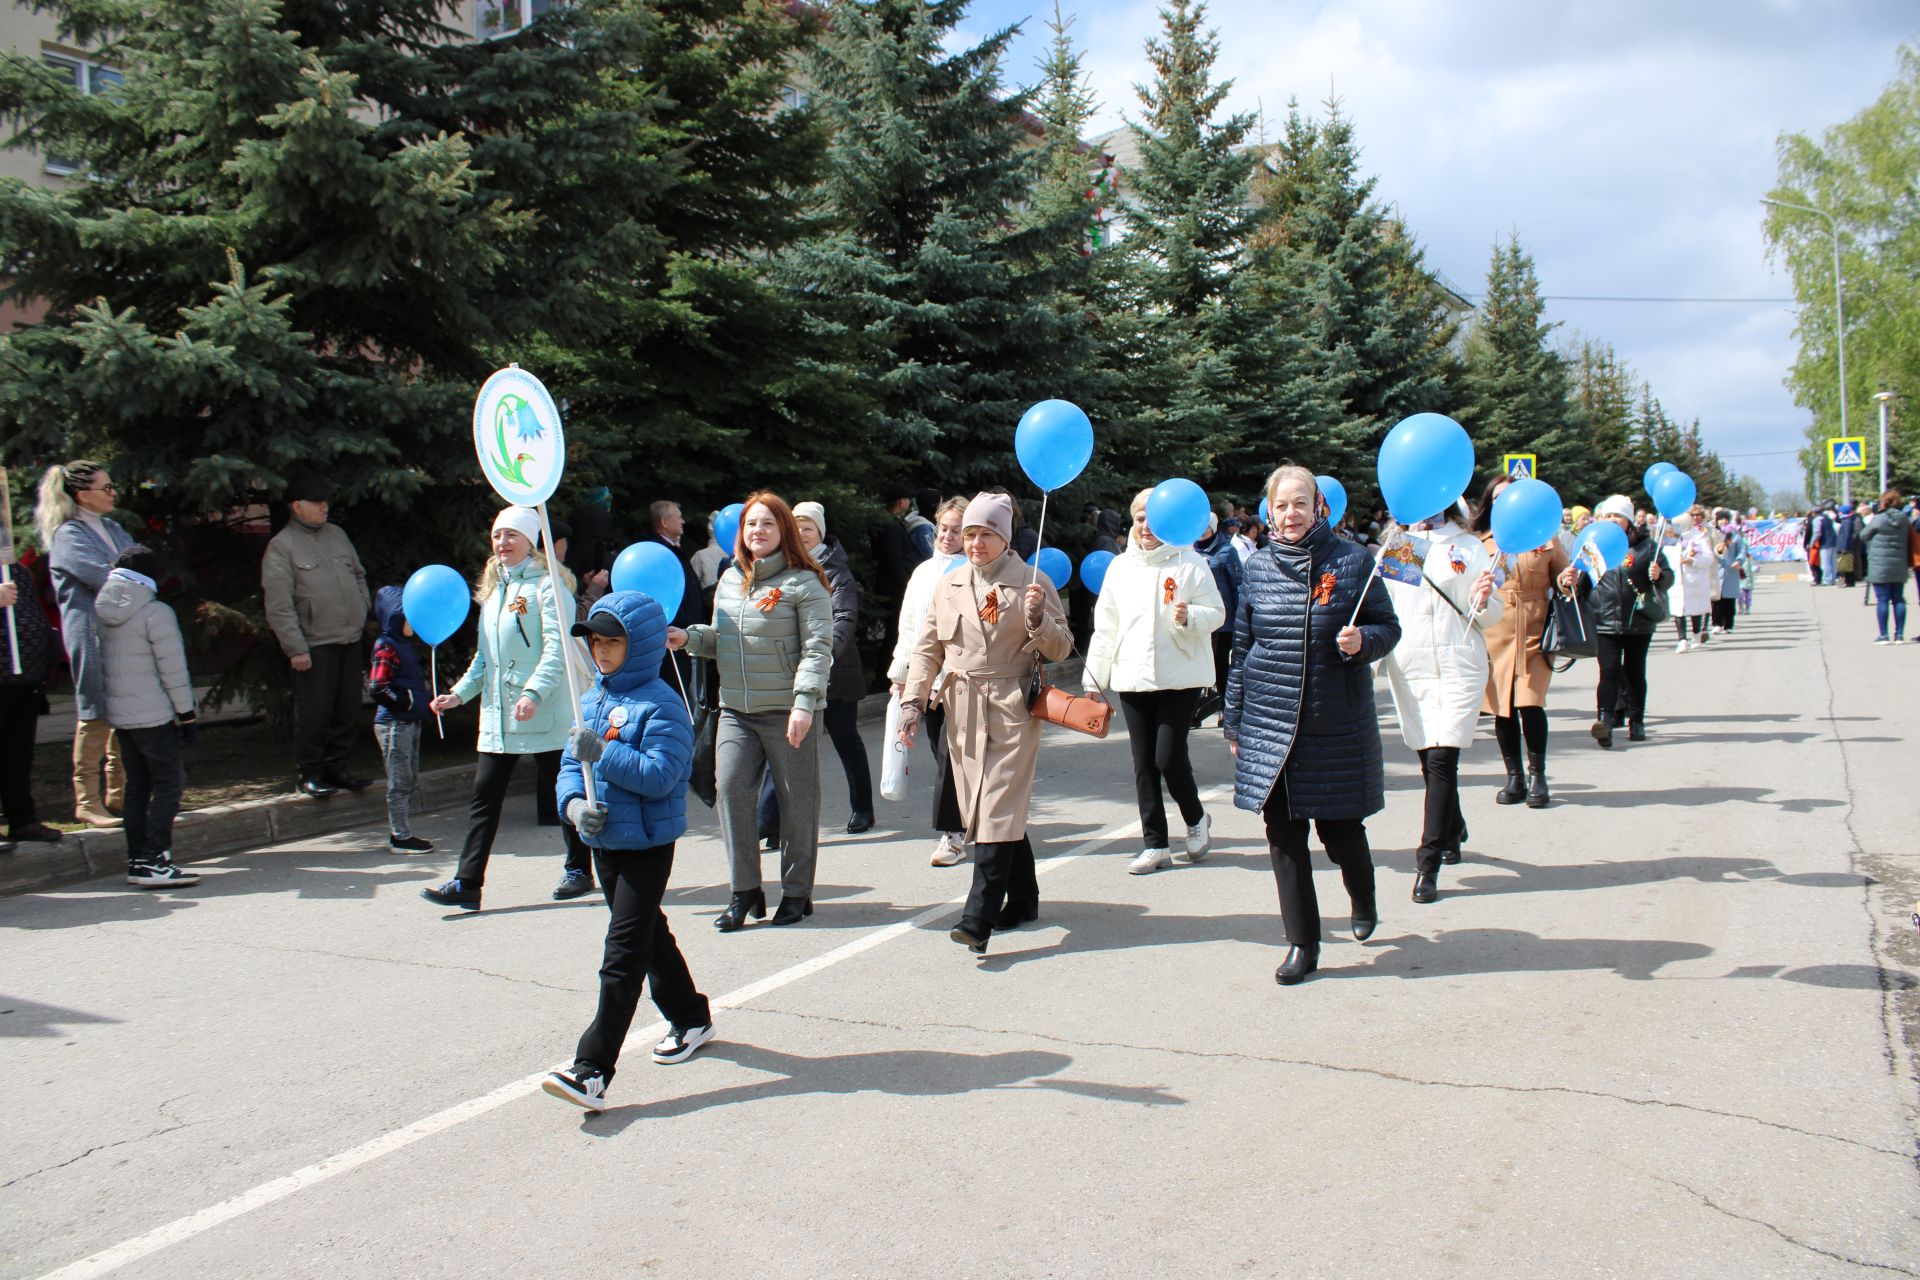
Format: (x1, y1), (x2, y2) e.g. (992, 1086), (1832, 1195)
(473, 366), (565, 508)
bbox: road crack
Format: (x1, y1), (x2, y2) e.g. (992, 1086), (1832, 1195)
(99, 931), (590, 995)
(2, 1096), (192, 1190)
(1628, 1163), (1920, 1276)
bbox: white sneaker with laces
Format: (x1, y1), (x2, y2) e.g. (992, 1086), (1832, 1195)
(1674, 640), (1689, 654)
(1128, 847), (1172, 875)
(542, 1065), (609, 1111)
(127, 857), (199, 888)
(652, 1022), (716, 1065)
(1175, 814), (1212, 864)
(929, 833), (967, 866)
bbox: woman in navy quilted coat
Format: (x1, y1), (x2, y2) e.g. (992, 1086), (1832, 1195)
(1223, 466), (1401, 986)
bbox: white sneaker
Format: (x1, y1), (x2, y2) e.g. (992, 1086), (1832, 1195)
(1674, 640), (1689, 654)
(1128, 847), (1172, 875)
(127, 857), (199, 888)
(1175, 814), (1212, 864)
(652, 1022), (716, 1065)
(542, 1065), (609, 1111)
(1874, 636), (1892, 645)
(929, 833), (967, 866)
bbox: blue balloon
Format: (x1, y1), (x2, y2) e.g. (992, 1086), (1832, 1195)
(1378, 412), (1475, 524)
(1080, 549), (1115, 594)
(1316, 475), (1348, 525)
(1014, 399), (1094, 492)
(1644, 461), (1677, 495)
(1651, 470), (1697, 519)
(1573, 521), (1629, 579)
(1259, 495), (1271, 527)
(611, 542), (686, 619)
(713, 502), (745, 554)
(1027, 546), (1073, 591)
(1490, 478), (1565, 555)
(401, 564), (471, 647)
(1144, 478), (1210, 546)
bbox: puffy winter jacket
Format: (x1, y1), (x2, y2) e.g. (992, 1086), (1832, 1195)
(682, 550), (834, 714)
(0, 560), (58, 687)
(558, 592), (694, 850)
(815, 537), (867, 703)
(1380, 520), (1503, 752)
(888, 549), (964, 685)
(1084, 533), (1226, 693)
(450, 555), (576, 755)
(369, 585), (430, 725)
(1585, 527), (1666, 635)
(94, 570), (196, 730)
(1223, 520), (1400, 820)
(1860, 508), (1914, 585)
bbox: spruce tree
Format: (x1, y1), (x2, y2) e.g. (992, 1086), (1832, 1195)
(785, 0), (1090, 495)
(1458, 233), (1577, 483)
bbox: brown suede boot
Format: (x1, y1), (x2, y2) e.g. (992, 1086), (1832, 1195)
(73, 719), (123, 828)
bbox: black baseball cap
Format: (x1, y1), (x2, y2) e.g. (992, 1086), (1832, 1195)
(571, 613), (626, 639)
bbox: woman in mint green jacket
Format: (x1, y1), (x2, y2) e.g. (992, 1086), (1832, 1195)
(421, 506), (592, 911)
(671, 491), (834, 929)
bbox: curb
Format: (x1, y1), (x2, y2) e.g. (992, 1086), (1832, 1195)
(2, 658), (1084, 898)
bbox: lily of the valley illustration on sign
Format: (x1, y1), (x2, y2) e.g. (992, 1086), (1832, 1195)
(472, 366), (566, 507)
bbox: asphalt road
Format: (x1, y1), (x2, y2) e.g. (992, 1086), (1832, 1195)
(4, 579), (1917, 1279)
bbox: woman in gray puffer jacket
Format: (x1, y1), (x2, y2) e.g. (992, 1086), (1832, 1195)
(1860, 489), (1911, 643)
(672, 492), (834, 929)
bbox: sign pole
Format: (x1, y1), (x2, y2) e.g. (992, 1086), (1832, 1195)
(534, 499), (595, 805)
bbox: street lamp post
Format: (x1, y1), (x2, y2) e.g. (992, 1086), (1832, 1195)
(1873, 391), (1893, 494)
(1763, 197), (1849, 503)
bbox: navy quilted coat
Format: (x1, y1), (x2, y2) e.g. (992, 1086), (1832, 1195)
(1223, 520), (1401, 819)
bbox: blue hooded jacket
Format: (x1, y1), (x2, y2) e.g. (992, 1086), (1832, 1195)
(370, 586), (430, 725)
(557, 591), (695, 850)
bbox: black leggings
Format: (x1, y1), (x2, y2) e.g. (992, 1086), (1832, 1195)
(1673, 615), (1706, 640)
(1492, 706), (1548, 768)
(1595, 633), (1651, 726)
(1116, 687), (1205, 849)
(1262, 776), (1374, 946)
(455, 750), (591, 887)
(925, 705), (963, 834)
(1415, 746), (1463, 875)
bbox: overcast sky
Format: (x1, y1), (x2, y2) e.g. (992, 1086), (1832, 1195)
(951, 0), (1914, 499)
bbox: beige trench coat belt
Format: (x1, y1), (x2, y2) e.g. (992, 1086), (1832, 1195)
(932, 662), (1032, 707)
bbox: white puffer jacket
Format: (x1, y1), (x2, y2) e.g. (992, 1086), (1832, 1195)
(94, 570), (196, 731)
(1084, 533), (1226, 694)
(1663, 527), (1714, 616)
(888, 549), (965, 685)
(1381, 520), (1503, 750)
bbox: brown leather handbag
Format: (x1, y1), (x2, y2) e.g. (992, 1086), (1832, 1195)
(1027, 651), (1113, 738)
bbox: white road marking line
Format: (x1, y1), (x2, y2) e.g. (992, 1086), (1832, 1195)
(36, 787), (1229, 1280)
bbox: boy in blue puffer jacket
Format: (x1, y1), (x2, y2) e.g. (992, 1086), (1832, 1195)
(543, 591), (713, 1112)
(368, 586), (433, 853)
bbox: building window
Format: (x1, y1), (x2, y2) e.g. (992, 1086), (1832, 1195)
(779, 85), (811, 111)
(478, 0), (553, 40)
(41, 54), (121, 175)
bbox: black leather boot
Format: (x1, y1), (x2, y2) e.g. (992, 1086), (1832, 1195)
(770, 895), (813, 926)
(1412, 868), (1439, 903)
(714, 888), (767, 932)
(1275, 944), (1319, 985)
(1590, 710), (1614, 749)
(1526, 752), (1550, 808)
(1496, 745), (1525, 804)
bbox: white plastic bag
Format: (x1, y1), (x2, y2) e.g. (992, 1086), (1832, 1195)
(880, 693), (911, 801)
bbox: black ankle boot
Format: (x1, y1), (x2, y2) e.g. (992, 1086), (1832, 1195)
(1628, 721), (1647, 742)
(1496, 763), (1526, 805)
(1412, 869), (1439, 903)
(1526, 752), (1550, 808)
(1275, 944), (1319, 985)
(714, 888), (767, 932)
(1591, 711), (1614, 749)
(770, 895), (813, 926)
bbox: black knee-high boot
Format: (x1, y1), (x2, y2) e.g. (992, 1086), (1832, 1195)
(1493, 714), (1525, 805)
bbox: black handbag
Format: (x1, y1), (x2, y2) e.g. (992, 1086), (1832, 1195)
(1541, 589), (1597, 671)
(688, 658), (719, 809)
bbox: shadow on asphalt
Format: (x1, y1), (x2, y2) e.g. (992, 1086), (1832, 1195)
(1315, 927), (1714, 982)
(580, 1043), (1186, 1132)
(1449, 855), (1869, 896)
(1714, 962), (1917, 989)
(1552, 785), (1843, 812)
(0, 994), (121, 1038)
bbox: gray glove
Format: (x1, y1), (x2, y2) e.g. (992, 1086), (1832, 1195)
(569, 726), (606, 763)
(566, 797), (609, 837)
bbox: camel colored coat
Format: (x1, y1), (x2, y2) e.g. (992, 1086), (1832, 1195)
(1478, 533), (1571, 717)
(902, 553), (1072, 844)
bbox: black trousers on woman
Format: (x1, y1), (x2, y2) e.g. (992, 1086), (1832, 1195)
(1116, 687), (1205, 849)
(1594, 633), (1652, 728)
(573, 842), (711, 1082)
(1415, 747), (1464, 876)
(962, 836), (1037, 937)
(455, 749), (590, 887)
(1261, 776), (1374, 946)
(1711, 597), (1737, 631)
(924, 705), (963, 834)
(0, 684), (44, 831)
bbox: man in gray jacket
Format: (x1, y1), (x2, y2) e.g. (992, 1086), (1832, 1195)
(262, 476), (372, 798)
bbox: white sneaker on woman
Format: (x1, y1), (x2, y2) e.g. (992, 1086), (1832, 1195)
(1175, 814), (1212, 864)
(929, 833), (967, 866)
(1674, 640), (1689, 654)
(1129, 847), (1172, 875)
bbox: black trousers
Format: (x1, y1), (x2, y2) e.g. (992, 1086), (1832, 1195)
(454, 750), (590, 887)
(1594, 632), (1651, 726)
(573, 842), (711, 1082)
(1711, 598), (1737, 631)
(1415, 746), (1463, 875)
(1116, 687), (1205, 849)
(120, 723), (186, 862)
(1262, 776), (1374, 946)
(291, 641), (363, 776)
(1492, 706), (1548, 769)
(963, 836), (1037, 936)
(1673, 615), (1706, 640)
(925, 705), (963, 834)
(0, 684), (43, 830)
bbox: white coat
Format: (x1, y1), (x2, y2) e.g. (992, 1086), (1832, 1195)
(1084, 533), (1226, 693)
(887, 549), (965, 685)
(1381, 520), (1504, 750)
(1664, 528), (1714, 617)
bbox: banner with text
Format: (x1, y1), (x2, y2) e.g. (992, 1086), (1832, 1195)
(1744, 518), (1807, 563)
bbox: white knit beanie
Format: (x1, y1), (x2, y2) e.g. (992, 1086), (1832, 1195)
(792, 501), (827, 540)
(492, 505), (543, 547)
(1596, 495), (1635, 523)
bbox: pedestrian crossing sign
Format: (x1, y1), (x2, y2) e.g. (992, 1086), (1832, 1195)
(1502, 454), (1536, 480)
(1827, 437), (1867, 473)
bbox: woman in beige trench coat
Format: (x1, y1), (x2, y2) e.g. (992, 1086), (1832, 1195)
(899, 492), (1072, 955)
(1469, 477), (1578, 810)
